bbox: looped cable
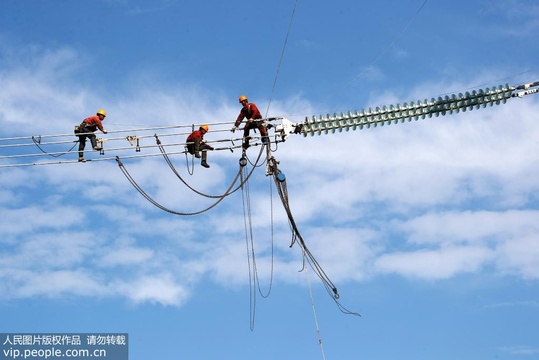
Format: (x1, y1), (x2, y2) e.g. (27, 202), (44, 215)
(115, 156), (239, 216)
(32, 136), (77, 158)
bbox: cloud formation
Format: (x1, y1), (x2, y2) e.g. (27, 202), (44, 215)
(0, 41), (538, 307)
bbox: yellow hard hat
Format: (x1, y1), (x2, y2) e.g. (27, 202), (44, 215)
(200, 124), (209, 132)
(238, 95), (248, 103)
(96, 109), (107, 116)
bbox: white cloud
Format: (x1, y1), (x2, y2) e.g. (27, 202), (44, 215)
(394, 210), (539, 246)
(484, 300), (539, 310)
(497, 345), (539, 356)
(375, 246), (495, 280)
(100, 245), (154, 267)
(116, 275), (190, 306)
(1, 40), (538, 306)
(3, 269), (106, 299)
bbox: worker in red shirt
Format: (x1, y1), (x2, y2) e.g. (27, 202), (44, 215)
(231, 95), (269, 149)
(186, 124), (214, 168)
(75, 109), (108, 162)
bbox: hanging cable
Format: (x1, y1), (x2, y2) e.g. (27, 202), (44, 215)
(239, 144), (278, 330)
(115, 156), (241, 216)
(31, 135), (78, 158)
(267, 156), (360, 316)
(259, 175), (275, 299)
(156, 134), (244, 198)
(241, 164), (257, 331)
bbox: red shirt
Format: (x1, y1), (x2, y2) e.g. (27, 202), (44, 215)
(83, 115), (105, 132)
(235, 102), (262, 127)
(187, 130), (204, 142)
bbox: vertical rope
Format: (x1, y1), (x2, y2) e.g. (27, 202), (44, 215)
(264, 0), (299, 118)
(306, 263), (327, 360)
(241, 167), (257, 331)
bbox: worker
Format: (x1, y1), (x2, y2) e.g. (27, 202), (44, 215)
(186, 124), (214, 168)
(75, 109), (108, 162)
(231, 95), (269, 149)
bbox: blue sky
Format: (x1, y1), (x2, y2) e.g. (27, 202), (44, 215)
(0, 0), (538, 359)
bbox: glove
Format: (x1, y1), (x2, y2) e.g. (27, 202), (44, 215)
(195, 152), (201, 158)
(231, 126), (237, 133)
(208, 146), (214, 151)
(102, 129), (108, 134)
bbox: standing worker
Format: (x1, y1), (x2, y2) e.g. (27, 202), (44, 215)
(187, 124), (214, 168)
(75, 109), (108, 162)
(231, 95), (269, 149)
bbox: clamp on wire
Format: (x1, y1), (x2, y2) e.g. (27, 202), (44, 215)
(126, 135), (141, 152)
(96, 138), (107, 155)
(513, 81), (539, 98)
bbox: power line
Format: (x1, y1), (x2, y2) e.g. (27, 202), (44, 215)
(287, 0), (430, 116)
(265, 0), (299, 118)
(0, 118), (282, 168)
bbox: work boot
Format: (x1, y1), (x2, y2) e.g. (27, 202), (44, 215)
(242, 136), (252, 149)
(201, 151), (209, 167)
(93, 146), (103, 151)
(78, 157), (86, 162)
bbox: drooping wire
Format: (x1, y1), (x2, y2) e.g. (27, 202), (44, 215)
(156, 134), (245, 198)
(115, 156), (241, 216)
(31, 136), (78, 158)
(185, 150), (195, 176)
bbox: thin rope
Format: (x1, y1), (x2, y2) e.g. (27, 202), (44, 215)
(264, 0), (299, 118)
(239, 144), (277, 330)
(257, 175), (275, 299)
(241, 166), (257, 331)
(288, 0), (429, 116)
(306, 265), (327, 360)
(184, 151), (195, 176)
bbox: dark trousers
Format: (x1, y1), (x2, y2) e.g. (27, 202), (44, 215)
(76, 126), (97, 158)
(187, 143), (211, 155)
(242, 121), (268, 147)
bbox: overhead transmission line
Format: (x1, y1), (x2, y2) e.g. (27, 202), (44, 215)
(0, 118), (282, 168)
(287, 0), (430, 117)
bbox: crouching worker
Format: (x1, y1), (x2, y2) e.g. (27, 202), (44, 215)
(75, 109), (108, 162)
(187, 124), (214, 168)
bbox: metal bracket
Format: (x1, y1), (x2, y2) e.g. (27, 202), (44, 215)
(274, 117), (301, 141)
(96, 138), (108, 155)
(126, 135), (141, 152)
